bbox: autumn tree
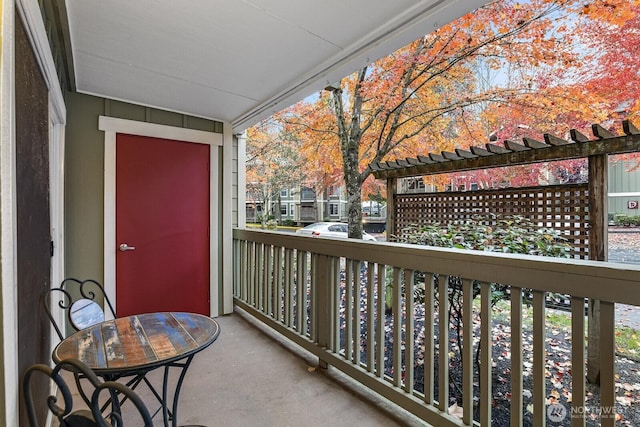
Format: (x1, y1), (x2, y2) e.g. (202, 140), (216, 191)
(578, 1), (640, 170)
(246, 121), (307, 227)
(275, 0), (637, 238)
(580, 1), (640, 118)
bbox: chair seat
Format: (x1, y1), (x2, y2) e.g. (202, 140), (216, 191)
(63, 410), (95, 427)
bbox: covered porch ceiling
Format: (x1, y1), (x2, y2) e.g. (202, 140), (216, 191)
(63, 0), (487, 132)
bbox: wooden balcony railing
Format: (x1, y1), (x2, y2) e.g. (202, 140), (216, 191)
(232, 228), (640, 427)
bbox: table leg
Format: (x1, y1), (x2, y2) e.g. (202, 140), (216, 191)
(107, 386), (122, 427)
(162, 354), (195, 427)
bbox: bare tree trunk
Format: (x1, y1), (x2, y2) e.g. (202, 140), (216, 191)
(345, 169), (363, 239)
(277, 193), (282, 225)
(329, 73), (367, 239)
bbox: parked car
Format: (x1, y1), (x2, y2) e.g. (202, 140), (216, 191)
(295, 222), (377, 241)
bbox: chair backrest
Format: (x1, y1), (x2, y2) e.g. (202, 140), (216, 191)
(23, 358), (153, 427)
(43, 278), (117, 340)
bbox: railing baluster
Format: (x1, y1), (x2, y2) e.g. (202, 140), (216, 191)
(269, 246), (276, 317)
(274, 246), (283, 321)
(290, 248), (296, 325)
(480, 281), (492, 426)
(235, 240), (243, 299)
(354, 260), (362, 365)
(254, 242), (260, 308)
(533, 290), (546, 427)
(376, 264), (385, 379)
(571, 297), (586, 427)
(256, 243), (270, 315)
(599, 301), (616, 427)
(438, 275), (450, 413)
(461, 278), (473, 425)
(510, 287), (523, 427)
(424, 273), (435, 405)
(366, 262), (375, 373)
(351, 260), (362, 365)
(345, 259), (354, 362)
(260, 244), (275, 318)
(330, 256), (340, 353)
(284, 248), (294, 327)
(393, 267), (403, 388)
(404, 270), (414, 394)
(256, 242), (263, 309)
(314, 254), (330, 369)
(295, 250), (303, 334)
(232, 240), (238, 295)
(241, 240), (247, 300)
(310, 254), (318, 342)
(257, 243), (263, 310)
(271, 245), (278, 317)
(248, 241), (255, 306)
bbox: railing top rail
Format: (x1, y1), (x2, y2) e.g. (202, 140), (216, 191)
(233, 228), (640, 306)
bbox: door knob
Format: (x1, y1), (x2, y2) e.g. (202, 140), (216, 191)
(119, 243), (136, 251)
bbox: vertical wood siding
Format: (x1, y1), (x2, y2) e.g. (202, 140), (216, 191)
(15, 13), (51, 425)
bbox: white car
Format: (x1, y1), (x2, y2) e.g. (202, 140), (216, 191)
(295, 222), (377, 241)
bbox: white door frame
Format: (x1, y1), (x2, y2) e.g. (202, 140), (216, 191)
(99, 116), (222, 317)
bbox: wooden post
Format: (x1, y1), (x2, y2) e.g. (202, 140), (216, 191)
(387, 177), (397, 241)
(313, 254), (331, 369)
(587, 153), (608, 384)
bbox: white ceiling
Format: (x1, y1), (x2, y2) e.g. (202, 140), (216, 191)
(65, 0), (487, 132)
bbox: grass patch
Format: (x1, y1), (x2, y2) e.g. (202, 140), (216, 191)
(476, 299), (639, 359)
(616, 327), (640, 359)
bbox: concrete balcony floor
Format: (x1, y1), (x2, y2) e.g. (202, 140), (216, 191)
(115, 309), (425, 427)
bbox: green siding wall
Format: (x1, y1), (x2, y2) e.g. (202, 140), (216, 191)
(64, 93), (106, 280)
(609, 160), (640, 216)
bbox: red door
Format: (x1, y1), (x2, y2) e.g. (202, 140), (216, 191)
(116, 133), (210, 316)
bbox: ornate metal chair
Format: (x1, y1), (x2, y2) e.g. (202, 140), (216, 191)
(23, 358), (153, 427)
(42, 278), (122, 407)
(41, 278), (177, 422)
(42, 277), (116, 341)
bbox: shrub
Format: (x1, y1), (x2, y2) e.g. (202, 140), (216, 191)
(397, 214), (572, 257)
(394, 214), (571, 306)
(265, 219), (278, 230)
(614, 214), (640, 227)
(256, 214), (275, 224)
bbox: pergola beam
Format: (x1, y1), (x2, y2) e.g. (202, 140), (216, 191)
(370, 121), (640, 179)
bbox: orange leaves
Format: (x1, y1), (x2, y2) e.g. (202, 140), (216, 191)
(579, 0), (637, 26)
(252, 0), (640, 211)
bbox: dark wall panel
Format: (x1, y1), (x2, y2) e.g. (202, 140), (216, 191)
(15, 13), (51, 425)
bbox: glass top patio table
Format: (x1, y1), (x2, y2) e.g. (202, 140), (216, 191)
(53, 311), (220, 426)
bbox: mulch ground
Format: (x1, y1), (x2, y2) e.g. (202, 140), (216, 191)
(371, 304), (640, 426)
(465, 308), (640, 426)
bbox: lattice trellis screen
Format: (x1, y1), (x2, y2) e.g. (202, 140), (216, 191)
(393, 184), (589, 259)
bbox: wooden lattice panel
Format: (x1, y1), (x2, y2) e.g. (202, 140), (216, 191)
(394, 184), (589, 259)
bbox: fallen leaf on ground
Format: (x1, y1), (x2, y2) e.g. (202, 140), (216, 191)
(449, 403), (464, 419)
